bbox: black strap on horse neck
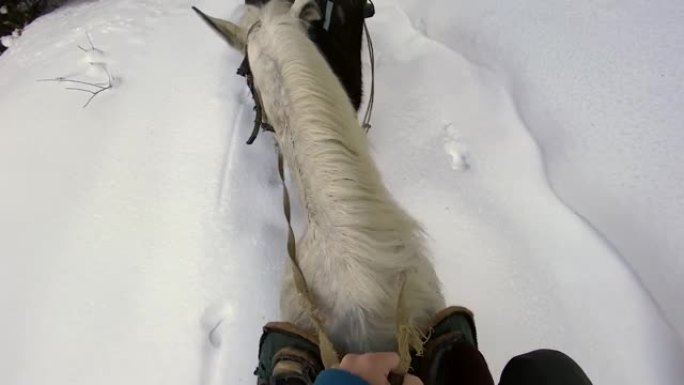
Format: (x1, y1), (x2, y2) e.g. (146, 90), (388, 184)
(237, 53), (273, 145)
(239, 0), (375, 145)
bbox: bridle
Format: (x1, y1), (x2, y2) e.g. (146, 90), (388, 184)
(238, 2), (375, 145)
(236, 20), (271, 145)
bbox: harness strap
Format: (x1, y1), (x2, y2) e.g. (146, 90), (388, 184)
(361, 20), (375, 132)
(277, 148), (341, 369)
(239, 23), (272, 145)
(395, 273), (427, 374)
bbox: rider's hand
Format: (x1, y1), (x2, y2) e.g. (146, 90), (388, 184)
(338, 353), (423, 385)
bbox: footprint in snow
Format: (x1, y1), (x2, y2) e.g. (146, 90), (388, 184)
(443, 123), (471, 171)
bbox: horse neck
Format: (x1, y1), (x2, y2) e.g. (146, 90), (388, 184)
(252, 18), (407, 230)
(299, 142), (386, 226)
(282, 88), (387, 227)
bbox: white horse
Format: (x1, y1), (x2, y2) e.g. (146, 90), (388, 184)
(200, 0), (445, 355)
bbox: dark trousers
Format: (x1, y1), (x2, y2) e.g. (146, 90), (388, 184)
(432, 343), (593, 385)
(499, 349), (593, 385)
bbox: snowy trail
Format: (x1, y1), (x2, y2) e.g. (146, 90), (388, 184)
(1, 0), (682, 385)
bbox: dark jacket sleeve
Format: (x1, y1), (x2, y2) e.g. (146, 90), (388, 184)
(314, 369), (370, 385)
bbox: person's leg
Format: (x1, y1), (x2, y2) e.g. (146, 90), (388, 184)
(499, 349), (592, 385)
(417, 307), (495, 385)
(255, 323), (323, 385)
(426, 340), (495, 385)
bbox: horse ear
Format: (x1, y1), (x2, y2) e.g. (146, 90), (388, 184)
(192, 7), (246, 51)
(290, 0), (321, 23)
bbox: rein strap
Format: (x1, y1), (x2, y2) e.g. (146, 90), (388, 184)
(277, 148), (341, 369)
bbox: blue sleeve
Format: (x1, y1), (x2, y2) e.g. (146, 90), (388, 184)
(314, 369), (370, 385)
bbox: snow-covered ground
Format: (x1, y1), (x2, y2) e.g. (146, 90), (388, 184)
(1, 1), (682, 385)
(397, 0), (684, 349)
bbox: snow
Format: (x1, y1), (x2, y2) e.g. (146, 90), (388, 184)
(1, 29), (20, 48)
(396, 0), (684, 348)
(0, 0), (682, 385)
(0, 6), (8, 15)
(0, 35), (12, 48)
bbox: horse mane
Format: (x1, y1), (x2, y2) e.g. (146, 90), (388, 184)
(256, 1), (417, 237)
(250, 0), (444, 353)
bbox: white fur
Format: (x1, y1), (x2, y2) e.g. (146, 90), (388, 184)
(232, 0), (444, 353)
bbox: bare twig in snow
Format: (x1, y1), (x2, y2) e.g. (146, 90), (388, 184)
(37, 76), (109, 88)
(77, 33), (103, 54)
(39, 35), (113, 108)
(41, 67), (112, 108)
